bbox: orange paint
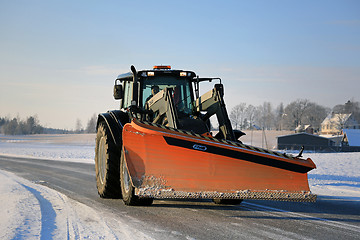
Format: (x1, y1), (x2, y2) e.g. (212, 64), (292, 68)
(122, 119), (316, 201)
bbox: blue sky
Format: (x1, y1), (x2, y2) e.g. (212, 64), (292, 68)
(1, 0), (359, 129)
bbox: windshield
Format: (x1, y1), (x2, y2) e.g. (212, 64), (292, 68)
(141, 76), (193, 115)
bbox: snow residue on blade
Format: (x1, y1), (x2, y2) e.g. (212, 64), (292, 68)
(0, 170), (153, 239)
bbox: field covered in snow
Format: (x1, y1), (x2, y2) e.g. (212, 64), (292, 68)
(0, 134), (95, 164)
(0, 133), (359, 239)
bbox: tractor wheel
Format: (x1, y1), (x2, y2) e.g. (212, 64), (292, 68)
(95, 122), (121, 198)
(120, 150), (153, 206)
(213, 199), (243, 205)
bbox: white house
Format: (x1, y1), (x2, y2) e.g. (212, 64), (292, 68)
(320, 113), (359, 135)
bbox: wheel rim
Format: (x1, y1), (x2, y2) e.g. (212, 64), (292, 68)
(98, 136), (106, 185)
(122, 158), (130, 193)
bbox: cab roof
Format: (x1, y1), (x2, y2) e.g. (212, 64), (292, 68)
(116, 66), (196, 82)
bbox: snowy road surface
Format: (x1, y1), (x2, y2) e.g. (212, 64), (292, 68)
(0, 134), (360, 239)
(0, 168), (150, 239)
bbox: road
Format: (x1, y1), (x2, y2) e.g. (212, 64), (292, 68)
(1, 155), (360, 240)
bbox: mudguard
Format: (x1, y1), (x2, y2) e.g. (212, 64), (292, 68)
(96, 110), (130, 146)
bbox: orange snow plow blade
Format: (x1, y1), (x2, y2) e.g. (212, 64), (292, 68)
(122, 119), (316, 202)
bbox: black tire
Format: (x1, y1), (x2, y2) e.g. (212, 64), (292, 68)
(213, 199), (243, 205)
(95, 122), (121, 198)
(120, 151), (153, 206)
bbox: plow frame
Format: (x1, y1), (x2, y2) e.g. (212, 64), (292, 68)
(122, 119), (317, 203)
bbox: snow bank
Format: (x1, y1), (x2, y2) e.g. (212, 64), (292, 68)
(0, 170), (107, 239)
(0, 170), (153, 239)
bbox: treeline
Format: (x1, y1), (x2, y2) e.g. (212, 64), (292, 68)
(229, 99), (360, 132)
(73, 114), (97, 134)
(0, 114), (98, 135)
(0, 116), (44, 135)
(2, 100), (359, 135)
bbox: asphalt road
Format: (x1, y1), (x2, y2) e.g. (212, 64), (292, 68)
(1, 155), (360, 240)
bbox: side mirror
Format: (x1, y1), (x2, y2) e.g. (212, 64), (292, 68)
(113, 84), (123, 100)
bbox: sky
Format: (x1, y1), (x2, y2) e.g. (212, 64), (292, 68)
(0, 0), (359, 129)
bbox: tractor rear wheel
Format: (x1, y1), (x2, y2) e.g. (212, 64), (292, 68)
(120, 150), (153, 206)
(95, 122), (121, 198)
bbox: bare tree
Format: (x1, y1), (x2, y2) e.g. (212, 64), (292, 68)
(282, 99), (330, 131)
(283, 99), (311, 130)
(85, 114), (97, 133)
(230, 103), (247, 130)
(334, 100), (360, 121)
(255, 102), (274, 130)
(75, 119), (83, 133)
(226, 98), (333, 132)
(336, 113), (351, 132)
(344, 99), (360, 114)
(24, 116), (42, 134)
(274, 103), (285, 130)
(302, 103), (330, 131)
(3, 118), (18, 135)
(244, 104), (256, 129)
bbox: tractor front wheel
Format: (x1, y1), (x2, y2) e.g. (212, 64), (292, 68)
(120, 150), (153, 206)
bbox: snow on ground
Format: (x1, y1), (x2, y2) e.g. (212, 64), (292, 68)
(0, 134), (155, 239)
(307, 152), (360, 200)
(0, 170), (152, 240)
(0, 134), (360, 239)
(0, 134), (95, 164)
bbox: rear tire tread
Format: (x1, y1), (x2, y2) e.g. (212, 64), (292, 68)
(95, 122), (121, 198)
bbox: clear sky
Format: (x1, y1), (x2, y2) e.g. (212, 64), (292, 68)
(1, 0), (359, 129)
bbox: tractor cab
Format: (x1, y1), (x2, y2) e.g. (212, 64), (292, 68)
(114, 65), (236, 141)
(139, 66), (196, 116)
(114, 66), (195, 111)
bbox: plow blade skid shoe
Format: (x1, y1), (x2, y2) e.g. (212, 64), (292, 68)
(122, 120), (317, 202)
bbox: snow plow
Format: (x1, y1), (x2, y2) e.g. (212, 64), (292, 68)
(95, 65), (316, 206)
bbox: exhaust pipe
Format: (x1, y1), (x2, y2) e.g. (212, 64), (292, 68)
(131, 65), (138, 106)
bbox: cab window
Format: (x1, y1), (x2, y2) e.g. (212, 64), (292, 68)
(122, 81), (133, 108)
(141, 76), (193, 115)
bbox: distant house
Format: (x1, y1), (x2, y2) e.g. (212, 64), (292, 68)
(320, 113), (359, 135)
(277, 133), (335, 152)
(341, 129), (360, 152)
(295, 125), (314, 134)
